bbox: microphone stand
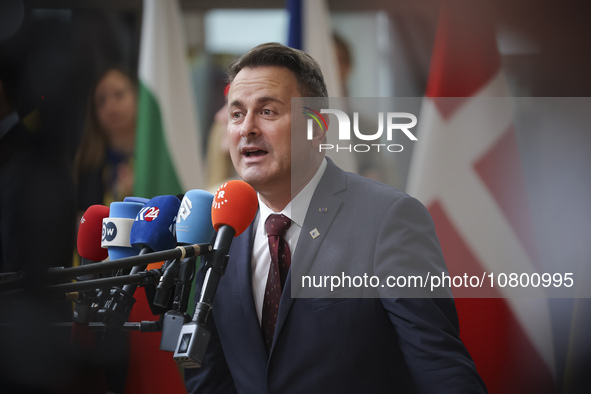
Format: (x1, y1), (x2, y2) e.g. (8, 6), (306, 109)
(45, 269), (163, 331)
(56, 321), (162, 332)
(158, 255), (197, 351)
(0, 243), (211, 295)
(174, 226), (235, 367)
(49, 270), (162, 294)
(46, 243), (211, 283)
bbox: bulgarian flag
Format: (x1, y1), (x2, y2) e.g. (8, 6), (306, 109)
(134, 0), (204, 199)
(125, 1), (201, 392)
(407, 1), (555, 393)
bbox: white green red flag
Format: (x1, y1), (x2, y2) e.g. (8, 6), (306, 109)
(134, 0), (204, 199)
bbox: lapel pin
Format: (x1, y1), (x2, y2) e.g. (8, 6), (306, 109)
(319, 208), (328, 212)
(310, 228), (320, 239)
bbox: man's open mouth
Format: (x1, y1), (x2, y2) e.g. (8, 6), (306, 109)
(244, 148), (267, 158)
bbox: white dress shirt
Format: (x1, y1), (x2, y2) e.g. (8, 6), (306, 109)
(251, 158), (327, 324)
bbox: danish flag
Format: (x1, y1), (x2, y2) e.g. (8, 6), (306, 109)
(407, 1), (555, 393)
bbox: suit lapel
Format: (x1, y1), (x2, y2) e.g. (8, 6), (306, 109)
(225, 223), (268, 357)
(271, 159), (346, 352)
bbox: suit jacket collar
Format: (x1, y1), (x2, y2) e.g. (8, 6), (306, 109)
(227, 159), (347, 358)
(271, 157), (346, 353)
(231, 222), (257, 320)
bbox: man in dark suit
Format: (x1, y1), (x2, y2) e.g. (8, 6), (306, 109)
(185, 42), (487, 393)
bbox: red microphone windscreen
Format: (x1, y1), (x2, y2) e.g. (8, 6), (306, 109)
(78, 204), (110, 261)
(212, 180), (258, 236)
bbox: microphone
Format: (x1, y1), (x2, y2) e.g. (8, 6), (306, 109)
(72, 205), (109, 347)
(97, 195), (179, 329)
(126, 195), (180, 298)
(176, 190), (215, 246)
(123, 196), (150, 205)
(158, 190), (215, 352)
(197, 181), (257, 317)
(103, 201), (145, 261)
(78, 205), (110, 264)
(157, 190), (215, 303)
(93, 201), (144, 327)
(129, 195), (181, 255)
(174, 180), (257, 367)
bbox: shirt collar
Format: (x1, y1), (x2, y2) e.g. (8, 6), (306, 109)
(257, 157), (327, 231)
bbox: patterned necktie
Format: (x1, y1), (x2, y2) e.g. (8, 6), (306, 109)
(262, 213), (292, 350)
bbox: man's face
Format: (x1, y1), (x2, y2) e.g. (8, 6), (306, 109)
(227, 66), (300, 195)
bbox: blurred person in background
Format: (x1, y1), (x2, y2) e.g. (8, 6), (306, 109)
(206, 84), (237, 192)
(73, 65), (187, 394)
(332, 32), (393, 184)
(333, 32), (352, 97)
(74, 66), (137, 216)
(71, 66), (139, 394)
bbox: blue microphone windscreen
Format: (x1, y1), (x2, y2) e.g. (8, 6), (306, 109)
(124, 196), (150, 205)
(108, 246), (137, 260)
(107, 202), (145, 260)
(130, 195), (181, 252)
(176, 190), (215, 245)
(110, 201), (145, 219)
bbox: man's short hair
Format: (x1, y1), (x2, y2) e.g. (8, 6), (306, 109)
(227, 42), (328, 99)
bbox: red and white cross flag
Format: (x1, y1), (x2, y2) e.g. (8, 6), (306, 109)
(407, 1), (555, 393)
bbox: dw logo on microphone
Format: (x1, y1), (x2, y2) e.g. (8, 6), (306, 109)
(102, 221), (117, 242)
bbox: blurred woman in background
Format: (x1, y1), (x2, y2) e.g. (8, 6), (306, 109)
(72, 66), (138, 393)
(73, 66), (187, 394)
(74, 66), (137, 213)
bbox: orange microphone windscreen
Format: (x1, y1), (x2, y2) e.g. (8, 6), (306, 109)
(211, 180), (258, 236)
